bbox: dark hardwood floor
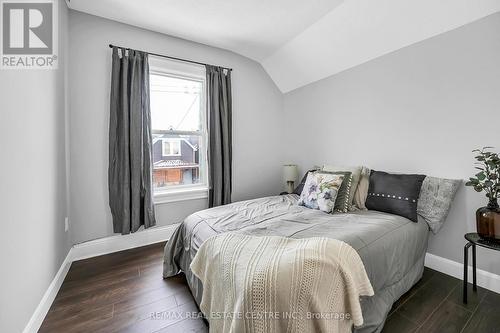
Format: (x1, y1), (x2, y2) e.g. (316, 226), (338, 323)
(383, 265), (500, 333)
(39, 242), (500, 333)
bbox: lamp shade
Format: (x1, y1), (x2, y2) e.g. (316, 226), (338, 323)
(283, 164), (298, 182)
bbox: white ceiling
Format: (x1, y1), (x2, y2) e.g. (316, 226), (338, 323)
(263, 0), (500, 92)
(68, 0), (500, 93)
(68, 0), (344, 61)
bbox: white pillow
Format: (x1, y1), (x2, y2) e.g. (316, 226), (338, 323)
(354, 167), (371, 210)
(298, 172), (344, 213)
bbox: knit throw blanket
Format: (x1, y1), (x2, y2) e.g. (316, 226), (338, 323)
(190, 234), (374, 333)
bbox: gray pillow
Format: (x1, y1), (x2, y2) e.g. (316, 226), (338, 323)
(353, 166), (371, 210)
(321, 171), (353, 213)
(322, 165), (362, 207)
(417, 176), (461, 234)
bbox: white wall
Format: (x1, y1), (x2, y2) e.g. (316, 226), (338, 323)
(68, 11), (284, 244)
(0, 1), (70, 332)
(283, 12), (500, 275)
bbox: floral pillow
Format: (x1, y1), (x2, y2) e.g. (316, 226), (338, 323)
(298, 172), (345, 213)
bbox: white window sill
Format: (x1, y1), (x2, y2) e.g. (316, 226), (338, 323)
(154, 186), (208, 204)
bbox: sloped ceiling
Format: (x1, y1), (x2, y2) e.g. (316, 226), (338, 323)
(263, 0), (500, 92)
(68, 0), (500, 93)
(67, 0), (344, 61)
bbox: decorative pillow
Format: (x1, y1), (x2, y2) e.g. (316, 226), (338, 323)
(293, 169), (320, 195)
(417, 176), (461, 234)
(321, 171), (353, 213)
(322, 165), (362, 207)
(353, 166), (371, 210)
(365, 170), (426, 222)
(298, 172), (344, 213)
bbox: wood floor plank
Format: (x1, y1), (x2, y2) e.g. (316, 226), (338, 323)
(117, 301), (201, 333)
(57, 261), (163, 301)
(396, 272), (459, 325)
(447, 283), (488, 312)
(66, 243), (165, 278)
(139, 263), (165, 278)
(38, 304), (114, 333)
(65, 251), (164, 282)
(51, 268), (176, 311)
(57, 267), (141, 299)
(382, 312), (418, 333)
(113, 277), (190, 314)
(462, 291), (500, 333)
(49, 282), (186, 323)
(174, 287), (199, 307)
(414, 300), (471, 333)
(84, 295), (179, 333)
(389, 268), (437, 315)
(59, 265), (140, 294)
(68, 245), (163, 273)
(154, 317), (209, 333)
(483, 290), (500, 306)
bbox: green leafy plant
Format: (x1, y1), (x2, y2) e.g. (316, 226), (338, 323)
(465, 147), (500, 202)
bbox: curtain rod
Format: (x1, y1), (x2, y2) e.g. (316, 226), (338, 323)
(108, 44), (232, 71)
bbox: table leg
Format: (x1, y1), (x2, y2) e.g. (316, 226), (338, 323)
(463, 243), (471, 304)
(472, 243), (477, 291)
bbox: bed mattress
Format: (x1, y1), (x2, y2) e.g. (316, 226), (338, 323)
(163, 194), (429, 332)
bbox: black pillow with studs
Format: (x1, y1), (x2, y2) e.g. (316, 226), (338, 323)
(366, 170), (426, 222)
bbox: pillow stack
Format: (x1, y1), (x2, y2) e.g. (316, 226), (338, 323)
(295, 165), (460, 233)
(296, 165), (364, 214)
(322, 165), (362, 212)
(354, 169), (461, 231)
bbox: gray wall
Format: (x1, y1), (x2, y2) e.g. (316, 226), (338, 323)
(283, 13), (500, 275)
(68, 11), (284, 244)
(0, 1), (71, 332)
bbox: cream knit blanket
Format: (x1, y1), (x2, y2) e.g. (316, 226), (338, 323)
(190, 234), (374, 333)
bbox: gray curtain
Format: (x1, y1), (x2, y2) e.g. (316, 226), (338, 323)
(108, 47), (155, 234)
(206, 65), (232, 207)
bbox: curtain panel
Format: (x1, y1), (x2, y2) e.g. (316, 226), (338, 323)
(206, 65), (233, 207)
(108, 47), (156, 234)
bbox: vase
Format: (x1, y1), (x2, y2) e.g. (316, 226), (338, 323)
(476, 198), (500, 242)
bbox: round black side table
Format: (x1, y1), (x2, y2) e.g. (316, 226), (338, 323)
(463, 233), (500, 303)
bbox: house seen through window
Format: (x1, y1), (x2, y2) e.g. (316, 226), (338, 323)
(149, 57), (207, 192)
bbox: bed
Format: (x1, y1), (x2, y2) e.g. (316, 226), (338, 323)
(163, 194), (429, 332)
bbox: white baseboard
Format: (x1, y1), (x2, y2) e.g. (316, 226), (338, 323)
(72, 224), (179, 261)
(425, 252), (500, 294)
(22, 224), (179, 333)
(22, 249), (73, 333)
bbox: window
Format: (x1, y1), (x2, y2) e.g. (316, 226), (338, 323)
(149, 56), (208, 199)
(162, 139), (181, 156)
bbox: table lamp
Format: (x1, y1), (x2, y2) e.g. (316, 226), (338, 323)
(283, 164), (298, 194)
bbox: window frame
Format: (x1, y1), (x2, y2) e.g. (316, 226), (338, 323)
(149, 56), (209, 203)
(161, 139), (182, 157)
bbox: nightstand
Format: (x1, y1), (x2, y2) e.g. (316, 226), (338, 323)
(463, 232), (500, 303)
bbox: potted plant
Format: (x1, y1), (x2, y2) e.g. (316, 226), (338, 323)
(465, 147), (500, 242)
